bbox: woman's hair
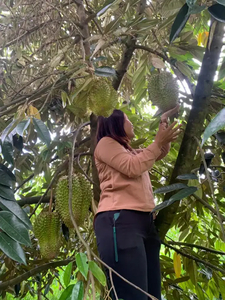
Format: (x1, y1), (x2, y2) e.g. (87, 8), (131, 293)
(96, 109), (131, 150)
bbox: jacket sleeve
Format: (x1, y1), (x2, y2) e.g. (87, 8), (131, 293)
(95, 137), (163, 178)
(135, 144), (171, 161)
(156, 143), (171, 161)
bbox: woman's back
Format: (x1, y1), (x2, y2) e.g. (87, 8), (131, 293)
(94, 136), (169, 213)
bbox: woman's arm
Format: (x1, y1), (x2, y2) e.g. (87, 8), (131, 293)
(135, 122), (171, 160)
(95, 137), (162, 178)
(95, 121), (181, 178)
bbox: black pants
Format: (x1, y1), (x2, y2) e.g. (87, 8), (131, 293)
(94, 210), (162, 300)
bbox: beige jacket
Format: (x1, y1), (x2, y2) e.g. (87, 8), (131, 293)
(94, 137), (170, 213)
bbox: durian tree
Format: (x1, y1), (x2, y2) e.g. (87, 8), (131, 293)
(0, 0), (225, 299)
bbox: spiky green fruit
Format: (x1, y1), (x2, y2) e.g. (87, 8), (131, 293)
(33, 211), (61, 259)
(55, 174), (92, 228)
(88, 78), (118, 117)
(148, 72), (179, 112)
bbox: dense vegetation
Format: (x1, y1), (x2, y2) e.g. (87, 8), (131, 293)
(0, 0), (225, 299)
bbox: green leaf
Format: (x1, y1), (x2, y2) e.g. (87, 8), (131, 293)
(89, 261), (106, 286)
(154, 183), (188, 194)
(16, 119), (30, 136)
(216, 0), (225, 6)
(1, 120), (17, 144)
(33, 118), (51, 146)
(173, 276), (190, 284)
(168, 187), (198, 202)
(170, 4), (190, 43)
(175, 61), (193, 78)
(0, 211), (31, 247)
(0, 198), (32, 230)
(70, 77), (93, 102)
(152, 201), (171, 213)
(218, 57), (225, 81)
(196, 285), (205, 300)
(71, 281), (84, 300)
(0, 232), (26, 265)
(208, 4), (225, 23)
(188, 4), (206, 14)
(0, 164), (16, 182)
(97, 3), (113, 17)
(2, 141), (14, 165)
(188, 260), (197, 285)
(152, 187), (198, 213)
(218, 277), (225, 298)
(63, 262), (73, 287)
(95, 66), (117, 77)
(44, 283), (50, 296)
(61, 91), (68, 108)
(0, 169), (13, 188)
(75, 252), (88, 280)
(202, 108), (225, 145)
(176, 173), (198, 180)
(0, 184), (15, 201)
(58, 284), (75, 300)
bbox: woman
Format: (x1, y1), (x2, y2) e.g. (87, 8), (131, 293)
(94, 106), (181, 300)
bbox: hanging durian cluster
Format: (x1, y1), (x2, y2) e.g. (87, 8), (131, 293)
(55, 174), (92, 228)
(88, 77), (118, 117)
(68, 77), (118, 118)
(33, 211), (61, 259)
(33, 173), (92, 259)
(148, 72), (179, 113)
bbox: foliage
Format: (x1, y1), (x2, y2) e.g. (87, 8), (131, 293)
(0, 0), (225, 299)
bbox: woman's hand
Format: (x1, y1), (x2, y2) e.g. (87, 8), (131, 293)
(155, 121), (182, 148)
(161, 104), (180, 124)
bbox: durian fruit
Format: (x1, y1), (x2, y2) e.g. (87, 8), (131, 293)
(148, 72), (179, 113)
(88, 77), (118, 117)
(55, 174), (92, 228)
(33, 211), (61, 259)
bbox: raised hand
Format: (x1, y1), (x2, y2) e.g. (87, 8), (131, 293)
(155, 121), (182, 147)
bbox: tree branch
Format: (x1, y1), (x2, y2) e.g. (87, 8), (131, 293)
(0, 72), (74, 117)
(163, 241), (225, 274)
(0, 259), (73, 290)
(75, 0), (92, 65)
(113, 36), (137, 90)
(134, 45), (168, 62)
(14, 174), (34, 192)
(17, 196), (52, 207)
(167, 241), (225, 255)
(2, 19), (62, 48)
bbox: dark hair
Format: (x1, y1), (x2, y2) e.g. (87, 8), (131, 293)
(96, 109), (131, 150)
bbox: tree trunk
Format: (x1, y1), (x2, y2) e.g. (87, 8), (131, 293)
(156, 20), (224, 239)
